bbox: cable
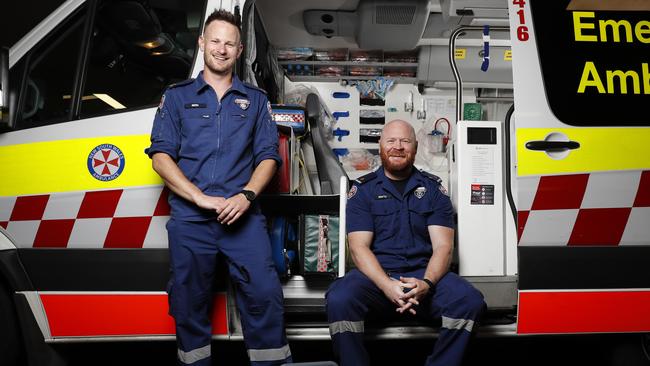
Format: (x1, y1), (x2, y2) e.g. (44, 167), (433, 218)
(434, 117), (451, 147)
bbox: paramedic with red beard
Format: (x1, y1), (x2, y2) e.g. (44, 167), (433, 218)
(326, 119), (485, 366)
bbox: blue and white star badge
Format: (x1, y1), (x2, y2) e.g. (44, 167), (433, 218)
(87, 144), (125, 181)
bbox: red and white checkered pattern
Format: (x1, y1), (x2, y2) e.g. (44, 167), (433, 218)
(518, 170), (650, 246)
(272, 112), (305, 123)
(0, 187), (171, 248)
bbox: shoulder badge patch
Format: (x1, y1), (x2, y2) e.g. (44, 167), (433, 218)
(439, 185), (449, 196)
(158, 94), (166, 111)
(347, 185), (358, 199)
(235, 98), (250, 110)
(267, 101), (273, 116)
(415, 186), (426, 199)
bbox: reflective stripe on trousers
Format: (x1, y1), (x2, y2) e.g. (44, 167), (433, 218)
(442, 316), (475, 332)
(247, 344), (292, 362)
(329, 320), (365, 335)
(178, 344), (210, 364)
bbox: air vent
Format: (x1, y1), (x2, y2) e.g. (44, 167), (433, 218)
(376, 5), (416, 25)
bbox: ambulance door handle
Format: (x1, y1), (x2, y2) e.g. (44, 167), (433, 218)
(525, 140), (580, 152)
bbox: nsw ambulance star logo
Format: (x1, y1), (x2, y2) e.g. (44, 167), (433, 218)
(87, 144), (125, 181)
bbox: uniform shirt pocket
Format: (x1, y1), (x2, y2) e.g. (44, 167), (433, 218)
(370, 200), (400, 241)
(179, 114), (214, 156)
(408, 198), (435, 238)
(224, 113), (254, 143)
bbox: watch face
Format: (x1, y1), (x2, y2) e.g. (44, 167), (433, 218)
(242, 190), (256, 201)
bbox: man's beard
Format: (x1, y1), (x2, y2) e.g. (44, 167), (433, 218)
(380, 149), (415, 175)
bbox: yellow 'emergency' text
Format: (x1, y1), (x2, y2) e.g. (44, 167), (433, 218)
(573, 11), (650, 43)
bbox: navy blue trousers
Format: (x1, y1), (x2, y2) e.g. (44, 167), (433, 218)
(326, 268), (485, 366)
(167, 214), (292, 366)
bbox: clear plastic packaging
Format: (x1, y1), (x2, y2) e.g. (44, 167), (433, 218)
(341, 149), (380, 171)
(277, 48), (313, 61)
(313, 48), (348, 61)
(350, 49), (382, 62)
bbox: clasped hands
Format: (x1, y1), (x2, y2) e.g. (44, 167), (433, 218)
(382, 277), (431, 315)
(195, 193), (251, 225)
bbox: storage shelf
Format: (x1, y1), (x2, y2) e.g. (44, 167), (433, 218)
(287, 75), (418, 83)
(280, 59), (418, 83)
(279, 61), (418, 67)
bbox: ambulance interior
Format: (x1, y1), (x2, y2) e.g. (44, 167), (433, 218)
(246, 0), (519, 330)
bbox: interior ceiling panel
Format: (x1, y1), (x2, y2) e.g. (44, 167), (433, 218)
(255, 0), (360, 48)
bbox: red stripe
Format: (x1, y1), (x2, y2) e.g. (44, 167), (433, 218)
(517, 211), (529, 243)
(77, 190), (123, 219)
(104, 217), (151, 248)
(518, 290), (650, 334)
(0, 222), (7, 229)
(41, 293), (228, 337)
(568, 208), (631, 246)
(634, 170), (650, 207)
(153, 187), (171, 216)
(33, 219), (75, 248)
(10, 195), (50, 221)
(531, 174), (589, 210)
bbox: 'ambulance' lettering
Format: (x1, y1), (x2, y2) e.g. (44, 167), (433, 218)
(578, 61), (650, 95)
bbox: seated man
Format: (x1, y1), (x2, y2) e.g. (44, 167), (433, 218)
(326, 119), (485, 366)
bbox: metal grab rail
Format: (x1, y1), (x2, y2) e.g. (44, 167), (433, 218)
(448, 26), (510, 122)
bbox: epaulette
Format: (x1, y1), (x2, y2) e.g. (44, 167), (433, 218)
(420, 169), (442, 184)
(167, 78), (194, 89)
(355, 171), (377, 185)
(243, 82), (268, 95)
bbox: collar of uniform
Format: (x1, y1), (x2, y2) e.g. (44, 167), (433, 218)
(230, 74), (248, 96)
(376, 167), (395, 198)
(377, 167), (426, 199)
(193, 71), (248, 96)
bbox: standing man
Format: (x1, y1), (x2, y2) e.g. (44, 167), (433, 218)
(326, 120), (485, 366)
(145, 9), (292, 366)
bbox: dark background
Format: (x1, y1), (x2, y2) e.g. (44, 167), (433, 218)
(1, 1), (65, 48)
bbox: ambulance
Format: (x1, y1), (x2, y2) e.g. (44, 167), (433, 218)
(1, 0), (649, 365)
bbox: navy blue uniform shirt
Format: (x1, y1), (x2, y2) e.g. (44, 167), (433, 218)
(346, 167), (454, 271)
(146, 72), (281, 220)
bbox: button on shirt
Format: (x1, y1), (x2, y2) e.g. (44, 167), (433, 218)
(146, 72), (281, 220)
(346, 167), (454, 271)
